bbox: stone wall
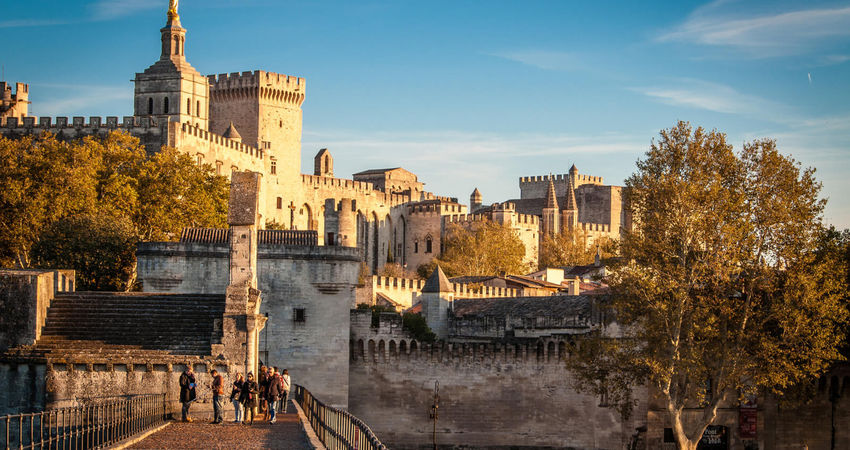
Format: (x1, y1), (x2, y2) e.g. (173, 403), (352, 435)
(0, 270), (74, 353)
(136, 241), (361, 408)
(347, 339), (647, 449)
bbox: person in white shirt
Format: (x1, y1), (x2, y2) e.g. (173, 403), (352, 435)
(279, 369), (291, 414)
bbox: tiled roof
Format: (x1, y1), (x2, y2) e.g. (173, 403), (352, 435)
(453, 295), (593, 319)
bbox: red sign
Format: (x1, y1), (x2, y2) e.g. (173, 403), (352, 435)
(739, 408), (757, 439)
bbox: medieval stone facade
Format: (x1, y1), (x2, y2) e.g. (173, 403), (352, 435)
(0, 5), (626, 274)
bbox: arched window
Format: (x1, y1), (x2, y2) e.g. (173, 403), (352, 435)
(147, 97), (153, 115)
(425, 236), (433, 253)
(163, 97), (169, 114)
(196, 100), (201, 117)
(187, 98), (191, 114)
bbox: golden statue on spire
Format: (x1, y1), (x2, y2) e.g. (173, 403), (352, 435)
(168, 0), (179, 18)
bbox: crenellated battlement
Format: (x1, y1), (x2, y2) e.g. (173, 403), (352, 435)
(349, 335), (584, 366)
(178, 122), (264, 160)
(362, 274), (520, 309)
(519, 173), (603, 185)
(0, 115), (163, 130)
(208, 70), (306, 106)
(300, 174), (412, 207)
(406, 202), (466, 216)
(577, 222), (610, 233)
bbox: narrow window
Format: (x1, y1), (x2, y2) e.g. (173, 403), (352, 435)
(277, 197), (283, 209)
(327, 232), (335, 246)
(215, 161), (222, 176)
(294, 308), (306, 323)
(187, 98), (191, 114)
(196, 101), (201, 117)
(425, 237), (432, 253)
(163, 97), (169, 114)
(414, 241), (419, 254)
(196, 154), (202, 165)
(270, 160), (277, 175)
(279, 120), (283, 128)
(147, 98), (153, 115)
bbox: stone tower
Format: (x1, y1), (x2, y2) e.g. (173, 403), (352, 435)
(134, 3), (210, 130)
(208, 70), (305, 182)
(470, 188), (482, 213)
(541, 177), (560, 236)
(562, 175), (579, 230)
(0, 82), (29, 121)
(222, 171), (267, 377)
(314, 148), (333, 177)
(421, 266), (454, 340)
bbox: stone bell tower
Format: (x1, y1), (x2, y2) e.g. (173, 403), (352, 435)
(221, 171), (267, 377)
(133, 2), (209, 130)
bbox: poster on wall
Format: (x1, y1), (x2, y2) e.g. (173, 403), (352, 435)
(697, 425), (728, 450)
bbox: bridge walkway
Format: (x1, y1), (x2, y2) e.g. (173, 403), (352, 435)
(128, 409), (312, 449)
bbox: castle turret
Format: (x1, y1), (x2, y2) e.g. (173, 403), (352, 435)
(561, 174), (579, 231)
(541, 177), (560, 236)
(222, 122), (242, 143)
(470, 188), (482, 213)
(314, 148), (333, 177)
(0, 82), (29, 121)
(134, 2), (210, 131)
(421, 265), (453, 340)
(337, 198), (357, 247)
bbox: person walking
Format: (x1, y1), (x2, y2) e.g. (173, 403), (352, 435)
(240, 372), (259, 425)
(230, 373), (244, 423)
(258, 365), (269, 421)
(280, 369), (291, 414)
(178, 366), (197, 422)
(210, 369), (224, 424)
(267, 367), (282, 424)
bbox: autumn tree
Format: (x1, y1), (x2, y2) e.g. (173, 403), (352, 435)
(0, 131), (229, 288)
(567, 122), (848, 450)
(431, 220), (529, 277)
(539, 228), (617, 269)
(32, 214), (138, 291)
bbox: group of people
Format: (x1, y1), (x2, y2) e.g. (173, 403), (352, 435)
(178, 364), (291, 425)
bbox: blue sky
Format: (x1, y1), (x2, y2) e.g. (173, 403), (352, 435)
(3, 0), (849, 228)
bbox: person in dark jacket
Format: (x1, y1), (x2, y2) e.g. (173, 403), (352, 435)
(239, 372), (259, 425)
(258, 365), (269, 420)
(178, 366), (197, 422)
(230, 373), (244, 423)
(266, 366), (282, 424)
(210, 369), (224, 424)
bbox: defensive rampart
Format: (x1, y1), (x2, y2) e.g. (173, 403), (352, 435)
(347, 311), (647, 449)
(358, 275), (520, 309)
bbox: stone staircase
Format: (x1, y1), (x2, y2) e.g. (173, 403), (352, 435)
(8, 292), (227, 362)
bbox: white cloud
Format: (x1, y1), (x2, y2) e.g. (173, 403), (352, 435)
(659, 2), (850, 57)
(486, 50), (582, 71)
(632, 79), (788, 119)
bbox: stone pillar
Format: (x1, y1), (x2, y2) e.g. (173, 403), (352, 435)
(221, 171), (267, 377)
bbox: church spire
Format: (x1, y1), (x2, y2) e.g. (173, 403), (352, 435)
(544, 176), (559, 210)
(564, 174), (578, 211)
(161, 0), (185, 61)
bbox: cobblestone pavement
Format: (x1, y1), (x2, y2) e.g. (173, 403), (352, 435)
(129, 412), (312, 449)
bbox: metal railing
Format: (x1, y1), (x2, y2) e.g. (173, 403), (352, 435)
(1, 393), (167, 450)
(293, 385), (387, 450)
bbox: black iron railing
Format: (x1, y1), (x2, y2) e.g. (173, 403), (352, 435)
(293, 385), (387, 450)
(1, 393), (167, 450)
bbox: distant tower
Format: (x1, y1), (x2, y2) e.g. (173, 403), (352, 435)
(0, 82), (29, 121)
(569, 164), (579, 191)
(421, 266), (454, 340)
(541, 176), (560, 236)
(561, 174), (579, 230)
(222, 122), (242, 143)
(314, 148), (333, 177)
(133, 3), (210, 129)
(470, 188), (482, 212)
